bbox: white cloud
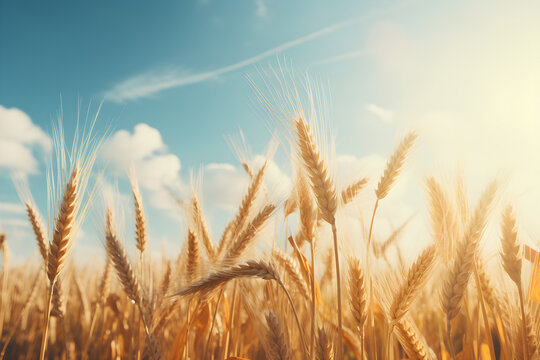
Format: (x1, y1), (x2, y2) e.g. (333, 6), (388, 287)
(203, 163), (248, 211)
(365, 104), (393, 123)
(101, 123), (187, 211)
(0, 202), (25, 215)
(0, 105), (51, 175)
(255, 0), (268, 17)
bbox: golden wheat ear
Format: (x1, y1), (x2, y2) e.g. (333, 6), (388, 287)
(265, 310), (291, 360)
(294, 116), (336, 226)
(105, 208), (141, 304)
(389, 245), (437, 323)
(348, 258), (368, 331)
(131, 178), (147, 255)
(48, 167), (79, 284)
(376, 131), (418, 200)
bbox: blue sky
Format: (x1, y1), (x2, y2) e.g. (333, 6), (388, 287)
(1, 0), (540, 262)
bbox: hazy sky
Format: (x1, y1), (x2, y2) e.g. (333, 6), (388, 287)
(1, 0), (539, 263)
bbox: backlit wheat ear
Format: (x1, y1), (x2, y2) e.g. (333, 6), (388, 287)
(316, 327), (334, 360)
(296, 172), (317, 244)
(50, 278), (65, 318)
(26, 202), (49, 265)
(191, 194), (215, 260)
(218, 162), (267, 257)
(500, 206), (522, 286)
(265, 310), (291, 360)
(390, 245), (437, 322)
(174, 259), (280, 297)
(186, 228), (199, 282)
(425, 177), (456, 259)
(273, 250), (310, 300)
(441, 180), (497, 322)
(97, 259), (111, 306)
(348, 258), (368, 331)
(48, 167), (79, 284)
(224, 204), (275, 264)
(393, 317), (435, 360)
(105, 210), (140, 303)
(341, 177), (368, 205)
(294, 116), (336, 226)
(376, 132), (418, 200)
(499, 206), (531, 360)
(132, 182), (147, 255)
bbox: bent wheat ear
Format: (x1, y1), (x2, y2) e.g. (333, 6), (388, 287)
(376, 132), (417, 200)
(174, 260), (280, 297)
(48, 168), (79, 283)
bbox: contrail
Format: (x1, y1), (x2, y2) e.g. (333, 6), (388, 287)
(102, 2), (411, 103)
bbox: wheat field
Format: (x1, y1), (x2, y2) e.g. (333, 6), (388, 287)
(0, 102), (539, 360)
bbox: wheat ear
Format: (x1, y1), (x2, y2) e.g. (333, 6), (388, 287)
(316, 327), (334, 360)
(390, 245), (437, 322)
(224, 204), (275, 264)
(500, 206), (529, 360)
(393, 317), (435, 360)
(192, 194), (216, 260)
(441, 180), (497, 320)
(186, 228), (199, 282)
(132, 184), (147, 255)
(341, 177), (368, 205)
(173, 259), (309, 357)
(375, 131), (417, 200)
(265, 310), (291, 360)
(47, 167), (79, 284)
(425, 177), (456, 259)
(217, 162), (267, 257)
(26, 202), (49, 265)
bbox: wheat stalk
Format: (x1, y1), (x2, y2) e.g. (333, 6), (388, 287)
(294, 116), (342, 359)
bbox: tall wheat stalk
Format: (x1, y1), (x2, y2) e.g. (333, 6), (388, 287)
(40, 167), (79, 360)
(294, 116), (341, 359)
